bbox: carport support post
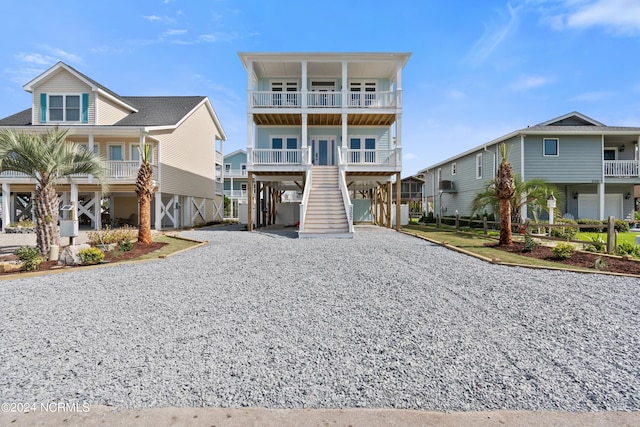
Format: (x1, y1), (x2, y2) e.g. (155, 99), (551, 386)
(386, 180), (392, 228)
(248, 172), (253, 231)
(395, 172), (401, 231)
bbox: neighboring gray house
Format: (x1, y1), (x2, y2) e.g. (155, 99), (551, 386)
(420, 112), (640, 222)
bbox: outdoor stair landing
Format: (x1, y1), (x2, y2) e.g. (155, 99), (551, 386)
(299, 166), (353, 238)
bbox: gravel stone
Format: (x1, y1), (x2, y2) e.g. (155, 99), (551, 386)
(0, 224), (639, 411)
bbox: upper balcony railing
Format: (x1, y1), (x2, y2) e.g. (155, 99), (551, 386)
(604, 160), (639, 177)
(249, 147), (400, 168)
(250, 90), (399, 109)
(252, 149), (303, 165)
(0, 161), (158, 181)
(222, 168), (248, 178)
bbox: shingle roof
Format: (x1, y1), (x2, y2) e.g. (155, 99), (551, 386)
(0, 97), (207, 128)
(115, 96), (206, 126)
(0, 109), (32, 126)
(522, 124), (640, 133)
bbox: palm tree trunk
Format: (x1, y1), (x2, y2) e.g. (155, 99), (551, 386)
(34, 183), (60, 256)
(138, 194), (152, 244)
(499, 198), (512, 245)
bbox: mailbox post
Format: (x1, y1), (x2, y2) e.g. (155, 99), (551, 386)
(60, 202), (79, 245)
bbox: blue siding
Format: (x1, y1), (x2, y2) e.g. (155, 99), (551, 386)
(524, 135), (602, 183)
(224, 151), (247, 169)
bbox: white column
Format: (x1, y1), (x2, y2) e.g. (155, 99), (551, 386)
(155, 192), (162, 230)
(301, 60), (308, 109)
(70, 183), (79, 221)
(396, 60), (403, 109)
(598, 182), (605, 220)
(341, 60), (348, 108)
(94, 191), (101, 230)
(341, 113), (348, 163)
(1, 183), (9, 232)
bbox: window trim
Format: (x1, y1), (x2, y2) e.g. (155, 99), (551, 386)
(47, 93), (83, 123)
(476, 153), (483, 179)
(603, 147), (617, 161)
(130, 144), (153, 163)
(451, 162), (457, 175)
(543, 138), (559, 157)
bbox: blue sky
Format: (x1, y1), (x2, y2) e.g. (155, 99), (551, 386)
(1, 0), (640, 177)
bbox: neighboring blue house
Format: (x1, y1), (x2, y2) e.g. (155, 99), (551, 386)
(420, 112), (640, 222)
(222, 149), (248, 219)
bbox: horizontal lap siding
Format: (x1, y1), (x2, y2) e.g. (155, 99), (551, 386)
(97, 96), (130, 125)
(155, 103), (221, 199)
(226, 152), (247, 169)
(524, 135), (602, 183)
(34, 70), (94, 125)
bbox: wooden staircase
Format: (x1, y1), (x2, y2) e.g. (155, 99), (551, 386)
(299, 166), (352, 238)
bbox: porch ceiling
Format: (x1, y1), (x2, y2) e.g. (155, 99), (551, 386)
(254, 114), (301, 126)
(253, 113), (396, 126)
(348, 113), (396, 126)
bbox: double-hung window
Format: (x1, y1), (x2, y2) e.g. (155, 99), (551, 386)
(349, 137), (376, 163)
(271, 137), (299, 163)
(543, 138), (559, 156)
(50, 95), (80, 122)
(476, 153), (483, 179)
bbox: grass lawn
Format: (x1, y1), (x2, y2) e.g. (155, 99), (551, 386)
(403, 224), (596, 271)
(135, 235), (202, 260)
(575, 231), (639, 247)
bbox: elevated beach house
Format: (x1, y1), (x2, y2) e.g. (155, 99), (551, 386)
(0, 62), (226, 231)
(420, 112), (640, 222)
(238, 52), (410, 237)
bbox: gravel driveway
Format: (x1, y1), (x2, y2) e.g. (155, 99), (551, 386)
(1, 225), (639, 411)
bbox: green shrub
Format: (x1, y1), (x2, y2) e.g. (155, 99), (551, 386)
(14, 246), (44, 271)
(551, 218), (578, 240)
(87, 225), (137, 245)
(616, 242), (640, 258)
(577, 218), (604, 233)
(78, 247), (105, 264)
(552, 242), (575, 260)
(118, 240), (133, 252)
(522, 234), (538, 253)
(614, 219), (630, 233)
(583, 236), (606, 253)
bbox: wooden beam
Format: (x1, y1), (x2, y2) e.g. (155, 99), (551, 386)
(386, 181), (392, 228)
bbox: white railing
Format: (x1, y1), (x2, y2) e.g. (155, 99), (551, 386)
(224, 169), (248, 178)
(0, 161), (157, 180)
(299, 168), (313, 232)
(224, 190), (248, 199)
(307, 92), (342, 107)
(344, 149), (396, 166)
(337, 150), (354, 233)
(252, 149), (303, 165)
(249, 90), (398, 109)
(604, 160), (639, 177)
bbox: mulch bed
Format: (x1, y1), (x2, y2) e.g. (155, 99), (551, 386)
(0, 242), (167, 276)
(488, 241), (640, 276)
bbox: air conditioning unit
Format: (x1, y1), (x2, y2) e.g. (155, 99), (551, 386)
(439, 180), (456, 192)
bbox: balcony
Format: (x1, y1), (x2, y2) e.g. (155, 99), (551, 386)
(250, 90), (399, 109)
(252, 149), (303, 165)
(604, 160), (639, 177)
(0, 161), (158, 181)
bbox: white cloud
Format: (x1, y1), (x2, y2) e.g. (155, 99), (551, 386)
(466, 3), (521, 65)
(566, 0), (640, 35)
(509, 74), (554, 91)
(16, 53), (55, 66)
(49, 48), (81, 63)
(164, 29), (187, 36)
(448, 89), (466, 100)
(142, 14), (176, 24)
(403, 152), (418, 161)
(569, 90), (615, 101)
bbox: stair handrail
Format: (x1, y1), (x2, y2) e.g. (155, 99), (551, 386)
(299, 168), (312, 232)
(337, 148), (354, 233)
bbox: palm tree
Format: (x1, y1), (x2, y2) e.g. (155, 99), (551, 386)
(495, 143), (516, 245)
(0, 128), (108, 256)
(471, 175), (562, 225)
(135, 144), (154, 244)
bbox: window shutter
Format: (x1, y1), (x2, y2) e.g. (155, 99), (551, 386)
(40, 93), (47, 123)
(81, 93), (89, 123)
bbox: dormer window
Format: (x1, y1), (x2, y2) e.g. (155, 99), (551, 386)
(50, 95), (80, 121)
(40, 93), (88, 123)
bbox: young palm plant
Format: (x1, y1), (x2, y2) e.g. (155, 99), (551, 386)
(495, 143), (515, 245)
(0, 128), (108, 256)
(135, 143), (154, 244)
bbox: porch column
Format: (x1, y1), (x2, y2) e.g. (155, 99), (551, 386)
(154, 192), (162, 230)
(94, 191), (101, 230)
(342, 113), (348, 153)
(301, 60), (307, 109)
(341, 60), (348, 109)
(396, 113), (402, 168)
(395, 60), (403, 109)
(247, 172), (253, 231)
(598, 182), (605, 220)
(302, 113), (308, 148)
(70, 183), (79, 222)
(1, 183), (9, 232)
(173, 195), (180, 228)
(88, 134), (94, 184)
(396, 172), (401, 231)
